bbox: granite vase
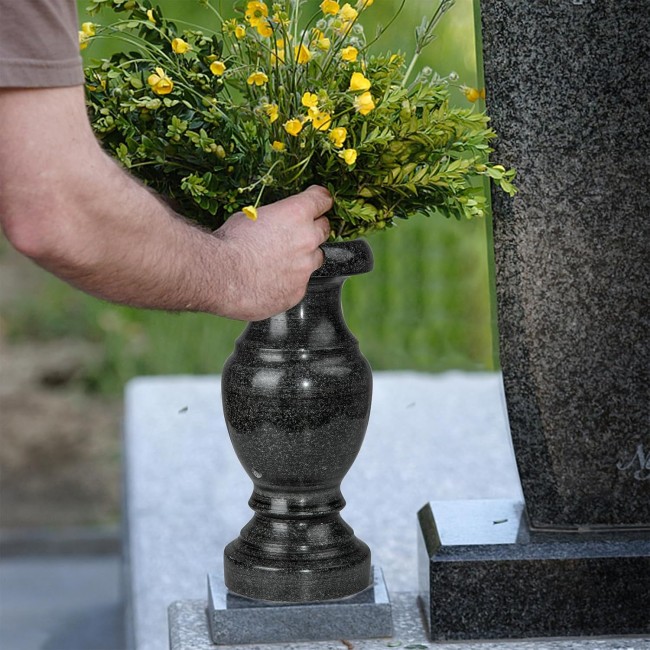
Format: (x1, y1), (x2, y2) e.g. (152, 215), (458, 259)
(221, 240), (374, 602)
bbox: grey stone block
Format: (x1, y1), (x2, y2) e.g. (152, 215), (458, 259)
(206, 566), (392, 644)
(418, 500), (650, 640)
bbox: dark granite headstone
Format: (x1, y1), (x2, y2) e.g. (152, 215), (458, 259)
(418, 0), (650, 640)
(484, 0), (650, 530)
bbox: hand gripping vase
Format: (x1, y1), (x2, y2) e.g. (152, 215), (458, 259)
(221, 240), (374, 602)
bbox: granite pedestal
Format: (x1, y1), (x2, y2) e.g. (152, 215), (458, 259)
(205, 566), (391, 645)
(125, 372), (524, 650)
(419, 500), (650, 640)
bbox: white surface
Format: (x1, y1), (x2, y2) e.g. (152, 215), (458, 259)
(124, 371), (522, 650)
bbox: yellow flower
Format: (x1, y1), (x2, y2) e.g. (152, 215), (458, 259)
(146, 9), (156, 24)
(86, 77), (107, 92)
(354, 91), (375, 115)
(223, 18), (238, 32)
(339, 3), (358, 21)
(349, 72), (371, 92)
(284, 119), (304, 136)
(79, 31), (90, 50)
(463, 87), (486, 102)
(171, 38), (190, 54)
(263, 103), (279, 123)
(341, 46), (358, 62)
(329, 127), (347, 148)
(235, 25), (246, 39)
(316, 35), (331, 50)
(247, 71), (269, 86)
(273, 12), (290, 27)
(256, 19), (273, 38)
(81, 22), (95, 37)
(301, 92), (319, 109)
(357, 0), (374, 8)
(242, 206), (258, 221)
(312, 29), (331, 51)
(147, 67), (174, 95)
(320, 0), (340, 15)
(209, 61), (226, 76)
(340, 148), (358, 165)
(271, 141), (286, 152)
(245, 1), (269, 27)
(294, 44), (312, 64)
(311, 111), (332, 131)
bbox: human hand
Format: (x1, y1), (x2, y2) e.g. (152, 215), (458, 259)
(214, 186), (332, 321)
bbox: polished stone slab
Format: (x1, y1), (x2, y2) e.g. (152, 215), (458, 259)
(204, 566), (392, 645)
(418, 500), (650, 640)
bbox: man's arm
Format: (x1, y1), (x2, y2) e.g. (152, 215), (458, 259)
(0, 86), (331, 321)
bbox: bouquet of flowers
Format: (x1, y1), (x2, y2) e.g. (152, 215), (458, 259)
(82, 0), (516, 240)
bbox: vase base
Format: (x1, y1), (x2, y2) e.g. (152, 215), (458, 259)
(207, 566), (392, 645)
(223, 535), (371, 602)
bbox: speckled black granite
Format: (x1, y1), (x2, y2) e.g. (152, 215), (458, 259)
(312, 239), (374, 278)
(481, 0), (650, 529)
(221, 241), (374, 602)
(418, 500), (650, 640)
(206, 566), (392, 645)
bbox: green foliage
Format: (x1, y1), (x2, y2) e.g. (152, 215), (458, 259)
(81, 0), (515, 239)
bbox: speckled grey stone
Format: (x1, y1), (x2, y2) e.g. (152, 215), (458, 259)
(481, 0), (650, 529)
(418, 500), (650, 640)
(206, 566), (392, 644)
(169, 593), (650, 650)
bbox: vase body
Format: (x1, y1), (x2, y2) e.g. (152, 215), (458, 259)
(222, 240), (374, 601)
(480, 0), (650, 529)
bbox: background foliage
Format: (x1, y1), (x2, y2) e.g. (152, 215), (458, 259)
(5, 0), (496, 393)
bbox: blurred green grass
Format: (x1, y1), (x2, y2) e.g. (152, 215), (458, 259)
(3, 0), (494, 394)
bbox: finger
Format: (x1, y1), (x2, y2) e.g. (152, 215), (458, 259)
(314, 215), (331, 243)
(303, 185), (333, 218)
(258, 186), (333, 222)
(312, 245), (325, 271)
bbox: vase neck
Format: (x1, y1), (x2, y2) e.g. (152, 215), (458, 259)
(241, 277), (357, 350)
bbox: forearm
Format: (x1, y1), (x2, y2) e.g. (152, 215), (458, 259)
(16, 150), (231, 314)
(0, 88), (231, 314)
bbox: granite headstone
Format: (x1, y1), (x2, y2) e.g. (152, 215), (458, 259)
(485, 0), (649, 531)
(419, 0), (650, 640)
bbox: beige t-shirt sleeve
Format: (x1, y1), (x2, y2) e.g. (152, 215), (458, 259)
(0, 0), (84, 88)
